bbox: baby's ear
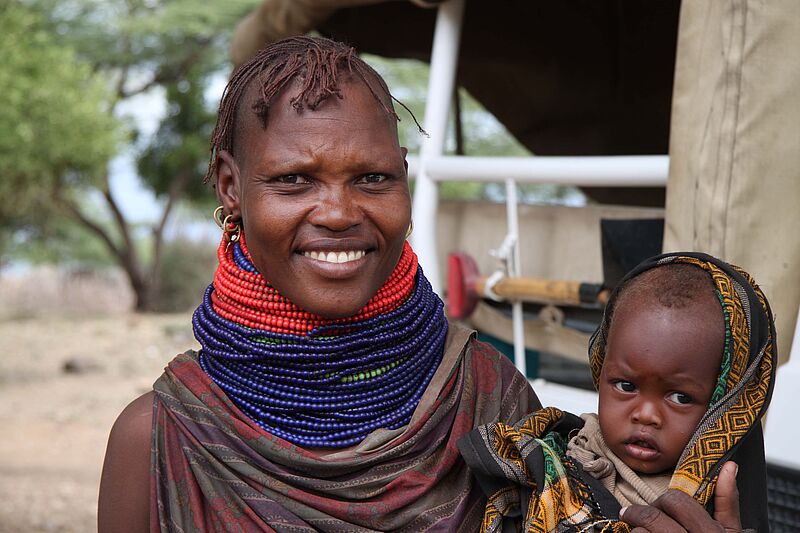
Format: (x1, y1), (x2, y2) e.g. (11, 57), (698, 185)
(215, 150), (242, 219)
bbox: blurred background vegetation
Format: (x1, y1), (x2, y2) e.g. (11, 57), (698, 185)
(0, 0), (580, 313)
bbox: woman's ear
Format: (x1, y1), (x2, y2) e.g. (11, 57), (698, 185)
(215, 150), (242, 219)
(401, 147), (409, 173)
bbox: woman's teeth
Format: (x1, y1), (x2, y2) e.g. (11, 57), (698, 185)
(303, 250), (366, 264)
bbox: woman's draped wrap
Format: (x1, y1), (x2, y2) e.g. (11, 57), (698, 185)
(152, 328), (536, 531)
(458, 252), (776, 532)
(150, 238), (539, 532)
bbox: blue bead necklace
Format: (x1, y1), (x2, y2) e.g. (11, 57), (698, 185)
(192, 241), (448, 448)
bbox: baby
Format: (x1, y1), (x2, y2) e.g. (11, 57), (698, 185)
(460, 253), (775, 532)
(569, 259), (726, 501)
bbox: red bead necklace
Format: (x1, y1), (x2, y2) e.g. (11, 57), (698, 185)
(211, 233), (418, 335)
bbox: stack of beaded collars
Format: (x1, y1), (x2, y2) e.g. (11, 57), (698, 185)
(192, 234), (448, 448)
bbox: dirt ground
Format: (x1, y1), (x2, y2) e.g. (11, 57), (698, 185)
(0, 310), (198, 532)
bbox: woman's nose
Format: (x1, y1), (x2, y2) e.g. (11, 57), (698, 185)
(308, 186), (363, 231)
(631, 400), (662, 428)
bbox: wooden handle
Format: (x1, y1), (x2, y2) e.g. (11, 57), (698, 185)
(475, 276), (609, 306)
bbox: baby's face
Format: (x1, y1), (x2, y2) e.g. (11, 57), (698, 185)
(598, 294), (723, 474)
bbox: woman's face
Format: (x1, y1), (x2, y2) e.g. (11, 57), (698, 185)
(216, 79), (411, 319)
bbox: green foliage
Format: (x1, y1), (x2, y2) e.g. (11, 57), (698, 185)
(137, 65), (217, 205)
(0, 2), (120, 222)
(0, 0), (259, 309)
(151, 237), (216, 312)
(36, 0), (258, 72)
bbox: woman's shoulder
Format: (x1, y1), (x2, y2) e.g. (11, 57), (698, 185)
(106, 391), (155, 456)
(465, 333), (527, 381)
(112, 390), (156, 434)
(459, 331), (542, 421)
(97, 391), (154, 532)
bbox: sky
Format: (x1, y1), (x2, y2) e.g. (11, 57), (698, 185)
(110, 87), (167, 224)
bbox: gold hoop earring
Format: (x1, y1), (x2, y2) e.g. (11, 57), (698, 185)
(405, 220), (413, 240)
(213, 206), (225, 229)
(222, 214), (241, 243)
(214, 206), (241, 243)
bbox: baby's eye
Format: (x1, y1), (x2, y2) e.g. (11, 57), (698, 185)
(357, 173), (388, 184)
(613, 381), (636, 393)
(275, 174), (310, 184)
(668, 392), (694, 405)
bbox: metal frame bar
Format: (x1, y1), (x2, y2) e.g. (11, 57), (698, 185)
(504, 178), (526, 375)
(409, 155), (668, 185)
(409, 0), (465, 296)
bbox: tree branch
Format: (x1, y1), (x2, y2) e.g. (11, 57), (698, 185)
(148, 170), (193, 285)
(101, 179), (138, 267)
(119, 39), (213, 99)
(115, 66), (130, 102)
(55, 195), (123, 264)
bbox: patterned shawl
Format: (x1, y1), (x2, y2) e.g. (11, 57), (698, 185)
(151, 322), (539, 532)
(459, 252), (776, 532)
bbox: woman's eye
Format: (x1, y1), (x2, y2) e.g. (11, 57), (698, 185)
(668, 392), (694, 405)
(275, 174), (310, 185)
(613, 381), (636, 393)
(358, 173), (388, 184)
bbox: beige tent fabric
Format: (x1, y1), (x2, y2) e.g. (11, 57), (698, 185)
(230, 0), (389, 66)
(665, 0), (800, 365)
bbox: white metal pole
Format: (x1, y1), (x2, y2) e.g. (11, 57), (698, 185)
(505, 178), (527, 377)
(410, 0), (465, 296)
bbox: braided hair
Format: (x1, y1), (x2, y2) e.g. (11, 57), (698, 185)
(205, 36), (422, 183)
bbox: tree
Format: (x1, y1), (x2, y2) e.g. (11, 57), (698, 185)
(0, 0), (259, 310)
(0, 2), (120, 259)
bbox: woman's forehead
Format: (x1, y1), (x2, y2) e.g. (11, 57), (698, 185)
(244, 72), (392, 121)
(234, 77), (397, 148)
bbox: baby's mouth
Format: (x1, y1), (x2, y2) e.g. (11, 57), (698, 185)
(624, 434), (660, 460)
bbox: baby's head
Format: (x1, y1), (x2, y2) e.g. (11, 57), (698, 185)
(596, 263), (724, 474)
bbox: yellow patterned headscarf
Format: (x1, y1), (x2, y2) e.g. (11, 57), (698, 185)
(588, 252), (777, 509)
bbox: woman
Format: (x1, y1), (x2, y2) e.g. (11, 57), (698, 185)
(98, 36), (748, 532)
(98, 36), (537, 532)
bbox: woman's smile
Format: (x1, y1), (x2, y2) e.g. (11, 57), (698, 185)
(301, 250), (367, 264)
(296, 236), (374, 270)
(296, 246), (371, 279)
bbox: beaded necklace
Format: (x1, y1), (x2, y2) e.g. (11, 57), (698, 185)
(192, 234), (448, 448)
